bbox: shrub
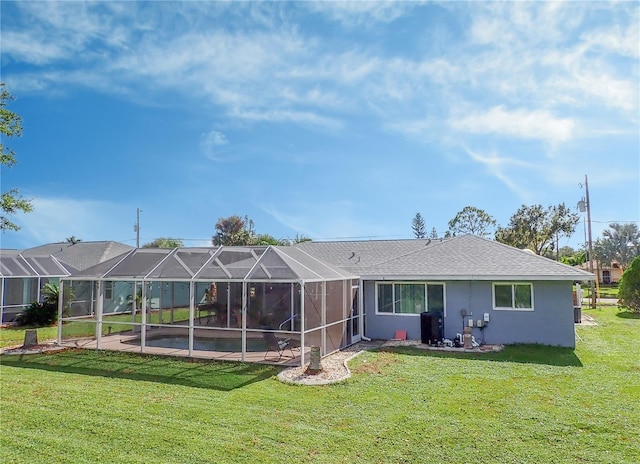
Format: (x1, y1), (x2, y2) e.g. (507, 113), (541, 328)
(619, 256), (640, 312)
(41, 282), (60, 306)
(15, 301), (58, 327)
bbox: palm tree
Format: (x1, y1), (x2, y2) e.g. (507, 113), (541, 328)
(41, 282), (60, 306)
(253, 234), (288, 246)
(600, 223), (639, 270)
(41, 282), (74, 310)
(143, 237), (184, 248)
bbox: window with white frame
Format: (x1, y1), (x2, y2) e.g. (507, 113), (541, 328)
(493, 283), (533, 310)
(376, 282), (444, 315)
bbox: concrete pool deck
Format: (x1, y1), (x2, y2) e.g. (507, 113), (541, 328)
(58, 331), (308, 366)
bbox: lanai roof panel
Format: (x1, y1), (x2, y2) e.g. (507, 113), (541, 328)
(24, 256), (70, 276)
(246, 248), (300, 280)
(104, 249), (172, 278)
(0, 251), (70, 277)
(193, 247), (267, 280)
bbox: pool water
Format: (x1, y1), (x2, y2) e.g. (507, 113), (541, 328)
(133, 336), (267, 352)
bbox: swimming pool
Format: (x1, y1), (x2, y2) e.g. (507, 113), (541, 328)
(128, 335), (267, 352)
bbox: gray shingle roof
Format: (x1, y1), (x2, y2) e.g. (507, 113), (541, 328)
(296, 235), (595, 281)
(295, 238), (434, 270)
(21, 241), (133, 271)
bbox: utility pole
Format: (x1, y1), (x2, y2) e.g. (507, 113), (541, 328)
(585, 175), (595, 309)
(134, 208), (143, 248)
(578, 175), (595, 308)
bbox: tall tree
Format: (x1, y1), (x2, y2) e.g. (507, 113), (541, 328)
(619, 255), (640, 312)
(212, 215), (255, 246)
(411, 212), (426, 238)
(429, 227), (438, 239)
(495, 203), (580, 255)
(447, 206), (496, 237)
(143, 237), (184, 248)
(596, 223), (639, 271)
(292, 233), (312, 244)
(1, 84), (33, 231)
(254, 233), (288, 246)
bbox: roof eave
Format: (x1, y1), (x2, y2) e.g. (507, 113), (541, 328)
(359, 274), (596, 281)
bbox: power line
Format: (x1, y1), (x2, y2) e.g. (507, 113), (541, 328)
(590, 220), (639, 224)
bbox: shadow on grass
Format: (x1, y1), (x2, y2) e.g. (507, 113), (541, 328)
(616, 310), (640, 319)
(372, 343), (583, 367)
(0, 349), (280, 391)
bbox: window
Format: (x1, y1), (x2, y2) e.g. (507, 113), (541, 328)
(376, 282), (445, 315)
(104, 281), (113, 300)
(493, 283), (533, 310)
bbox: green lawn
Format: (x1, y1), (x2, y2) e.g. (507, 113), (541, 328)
(0, 308), (192, 348)
(0, 325), (58, 349)
(1, 306), (638, 463)
(582, 283), (618, 299)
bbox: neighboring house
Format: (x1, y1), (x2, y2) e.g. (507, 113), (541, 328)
(0, 241), (133, 323)
(296, 235), (594, 348)
(22, 241), (133, 272)
(578, 261), (624, 285)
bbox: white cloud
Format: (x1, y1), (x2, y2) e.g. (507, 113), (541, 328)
(1, 31), (68, 65)
(229, 108), (343, 130)
(464, 148), (539, 201)
(4, 1), (637, 149)
(305, 1), (418, 26)
(200, 130), (229, 161)
(10, 197), (134, 247)
(451, 106), (576, 145)
(468, 1), (586, 48)
(581, 9), (640, 59)
(205, 130), (227, 145)
(263, 199), (388, 241)
(546, 71), (639, 114)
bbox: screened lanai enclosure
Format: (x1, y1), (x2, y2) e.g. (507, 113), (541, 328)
(0, 251), (71, 323)
(58, 246), (361, 365)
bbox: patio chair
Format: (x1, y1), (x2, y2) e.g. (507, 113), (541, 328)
(262, 331), (298, 361)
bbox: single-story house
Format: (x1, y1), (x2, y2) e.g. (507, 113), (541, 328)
(296, 235), (595, 349)
(54, 235), (594, 365)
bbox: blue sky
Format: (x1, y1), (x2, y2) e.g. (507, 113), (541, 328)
(1, 1), (638, 250)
